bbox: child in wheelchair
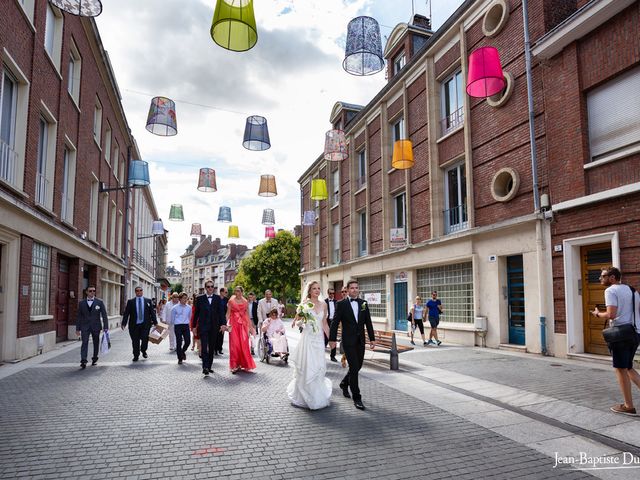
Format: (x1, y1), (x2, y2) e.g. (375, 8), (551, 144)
(260, 308), (289, 362)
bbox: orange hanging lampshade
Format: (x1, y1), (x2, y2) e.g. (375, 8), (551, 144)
(391, 140), (414, 169)
(258, 174), (277, 197)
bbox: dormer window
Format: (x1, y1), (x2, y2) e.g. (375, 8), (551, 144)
(393, 51), (406, 75)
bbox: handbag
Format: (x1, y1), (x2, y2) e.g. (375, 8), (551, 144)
(602, 286), (638, 344)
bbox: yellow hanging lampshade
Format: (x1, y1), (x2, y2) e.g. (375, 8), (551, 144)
(228, 225), (240, 238)
(211, 0), (258, 52)
(392, 139), (414, 169)
(310, 179), (328, 201)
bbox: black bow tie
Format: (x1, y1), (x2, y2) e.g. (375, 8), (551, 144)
(207, 296), (212, 299)
(350, 298), (358, 302)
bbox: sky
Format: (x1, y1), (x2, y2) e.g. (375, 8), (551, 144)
(95, 0), (465, 270)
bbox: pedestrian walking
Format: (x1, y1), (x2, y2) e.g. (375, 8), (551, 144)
(426, 291), (443, 346)
(121, 286), (158, 361)
(410, 296), (428, 346)
(217, 287), (229, 355)
(325, 288), (338, 362)
(193, 281), (226, 375)
(162, 293), (179, 352)
(171, 292), (192, 364)
(75, 286), (109, 369)
(592, 267), (640, 416)
(227, 286), (256, 374)
(247, 292), (259, 355)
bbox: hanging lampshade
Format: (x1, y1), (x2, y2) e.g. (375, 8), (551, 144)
(392, 140), (414, 169)
(265, 226), (276, 239)
(310, 179), (328, 201)
(128, 160), (150, 187)
(197, 168), (217, 192)
(324, 129), (348, 161)
(146, 96), (177, 136)
(211, 0), (258, 52)
(49, 0), (102, 17)
(343, 16), (384, 76)
(466, 46), (506, 98)
(242, 115), (271, 151)
(190, 223), (202, 236)
(302, 211), (316, 226)
(217, 206), (232, 223)
(261, 208), (275, 226)
(169, 204), (184, 222)
(228, 225), (240, 238)
(258, 174), (278, 197)
(151, 220), (165, 236)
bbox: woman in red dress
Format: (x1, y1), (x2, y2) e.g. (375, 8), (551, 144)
(227, 286), (256, 373)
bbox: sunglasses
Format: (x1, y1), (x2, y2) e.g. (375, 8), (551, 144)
(87, 289), (95, 292)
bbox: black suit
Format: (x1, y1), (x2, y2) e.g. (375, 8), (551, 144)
(248, 301), (259, 328)
(216, 297), (229, 353)
(330, 297), (375, 402)
(76, 297), (109, 364)
(324, 298), (337, 358)
(193, 294), (225, 371)
(122, 296), (157, 359)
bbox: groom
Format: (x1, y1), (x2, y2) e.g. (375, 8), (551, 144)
(329, 279), (375, 410)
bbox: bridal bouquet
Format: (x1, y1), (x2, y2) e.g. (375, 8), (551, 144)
(295, 301), (318, 333)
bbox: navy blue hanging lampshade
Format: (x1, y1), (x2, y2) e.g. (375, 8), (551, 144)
(343, 16), (384, 76)
(242, 115), (271, 151)
(128, 160), (150, 187)
(217, 206), (232, 223)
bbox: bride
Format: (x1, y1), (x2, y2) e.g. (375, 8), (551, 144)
(286, 281), (332, 410)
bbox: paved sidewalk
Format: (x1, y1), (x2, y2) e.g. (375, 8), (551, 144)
(0, 328), (634, 478)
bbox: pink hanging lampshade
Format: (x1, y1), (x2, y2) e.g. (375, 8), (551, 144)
(197, 168), (217, 192)
(466, 46), (506, 98)
(265, 226), (276, 239)
(324, 129), (348, 161)
(190, 223), (202, 237)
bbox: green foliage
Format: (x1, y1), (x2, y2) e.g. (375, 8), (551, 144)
(232, 230), (300, 302)
(171, 282), (183, 294)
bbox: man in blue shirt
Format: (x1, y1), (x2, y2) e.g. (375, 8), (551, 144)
(122, 286), (158, 361)
(426, 291), (443, 346)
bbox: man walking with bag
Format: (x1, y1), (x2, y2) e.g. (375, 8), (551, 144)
(592, 267), (640, 415)
(122, 286), (157, 361)
(76, 286), (109, 369)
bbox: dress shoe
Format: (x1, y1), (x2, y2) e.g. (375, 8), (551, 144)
(141, 351), (148, 358)
(182, 353), (187, 361)
(330, 356), (338, 362)
(91, 359), (98, 366)
(251, 348), (255, 355)
(132, 357), (139, 362)
(178, 359), (183, 365)
(354, 400), (365, 410)
(203, 369), (209, 375)
(218, 350), (223, 355)
(80, 362), (87, 369)
(340, 383), (351, 398)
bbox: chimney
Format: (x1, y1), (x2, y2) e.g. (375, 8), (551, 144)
(412, 14), (431, 30)
(191, 238), (197, 246)
(229, 243), (237, 259)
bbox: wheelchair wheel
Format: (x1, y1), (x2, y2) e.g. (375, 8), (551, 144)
(258, 336), (266, 363)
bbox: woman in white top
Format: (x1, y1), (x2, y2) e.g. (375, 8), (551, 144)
(171, 293), (192, 364)
(410, 296), (427, 346)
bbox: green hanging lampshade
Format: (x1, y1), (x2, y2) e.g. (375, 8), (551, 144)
(211, 0), (258, 52)
(169, 204), (184, 221)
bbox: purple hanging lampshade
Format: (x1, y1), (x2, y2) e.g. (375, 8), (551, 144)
(302, 211), (315, 226)
(197, 168), (217, 192)
(261, 208), (275, 226)
(265, 226), (276, 239)
(343, 16), (384, 76)
(466, 46), (506, 98)
(146, 96), (177, 136)
(242, 115), (271, 151)
(49, 0), (102, 17)
(324, 129), (348, 161)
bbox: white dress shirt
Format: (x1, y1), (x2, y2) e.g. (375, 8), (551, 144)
(171, 304), (192, 325)
(350, 298), (359, 321)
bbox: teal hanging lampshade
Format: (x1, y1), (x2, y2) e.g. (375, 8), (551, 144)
(211, 0), (258, 52)
(217, 206), (232, 223)
(169, 204), (184, 221)
(128, 160), (150, 187)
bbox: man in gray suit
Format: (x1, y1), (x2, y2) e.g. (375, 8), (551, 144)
(76, 285), (109, 369)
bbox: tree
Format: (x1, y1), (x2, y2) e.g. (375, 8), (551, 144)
(233, 230), (300, 302)
(171, 282), (183, 294)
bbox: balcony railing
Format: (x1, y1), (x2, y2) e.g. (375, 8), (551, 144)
(0, 139), (17, 186)
(35, 172), (48, 206)
(444, 204), (468, 234)
(440, 107), (464, 137)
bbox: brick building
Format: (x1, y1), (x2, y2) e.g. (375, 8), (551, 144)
(0, 0), (164, 361)
(299, 0), (639, 358)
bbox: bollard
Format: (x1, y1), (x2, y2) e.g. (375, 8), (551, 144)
(390, 332), (399, 370)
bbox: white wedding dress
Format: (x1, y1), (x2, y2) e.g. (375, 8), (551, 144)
(287, 308), (332, 410)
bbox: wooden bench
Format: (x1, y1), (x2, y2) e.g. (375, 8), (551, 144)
(373, 330), (414, 354)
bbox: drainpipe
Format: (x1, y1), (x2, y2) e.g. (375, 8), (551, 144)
(122, 146), (132, 312)
(522, 0), (547, 354)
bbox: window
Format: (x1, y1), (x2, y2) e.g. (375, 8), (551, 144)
(358, 211), (367, 256)
(116, 211), (123, 257)
(357, 275), (386, 318)
(104, 123), (112, 165)
(61, 146), (76, 223)
(101, 193), (109, 246)
(332, 223), (340, 264)
(391, 117), (404, 143)
(18, 0), (35, 23)
(89, 179), (99, 241)
(357, 149), (366, 188)
(113, 143), (121, 181)
(0, 68), (17, 185)
(30, 242), (50, 316)
(314, 233), (320, 268)
(392, 193), (406, 245)
(444, 163), (468, 234)
(393, 51), (406, 75)
(587, 66), (640, 162)
(331, 168), (339, 206)
(44, 4), (63, 70)
(441, 70), (464, 135)
(35, 117), (48, 206)
(110, 201), (117, 253)
(67, 40), (81, 104)
(417, 262), (473, 324)
(93, 100), (102, 143)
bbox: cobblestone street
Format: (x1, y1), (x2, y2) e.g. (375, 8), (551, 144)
(4, 329), (635, 480)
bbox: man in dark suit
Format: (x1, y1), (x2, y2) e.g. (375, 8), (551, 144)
(325, 288), (338, 362)
(75, 286), (109, 369)
(329, 279), (375, 410)
(247, 292), (259, 355)
(121, 286), (157, 361)
(193, 281), (227, 375)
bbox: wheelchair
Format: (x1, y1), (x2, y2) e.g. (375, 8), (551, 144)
(257, 332), (289, 364)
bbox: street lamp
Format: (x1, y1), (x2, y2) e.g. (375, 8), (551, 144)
(99, 159), (150, 192)
(137, 219), (165, 299)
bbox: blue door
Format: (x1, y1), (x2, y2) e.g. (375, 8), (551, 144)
(507, 255), (525, 345)
(394, 282), (408, 331)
